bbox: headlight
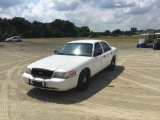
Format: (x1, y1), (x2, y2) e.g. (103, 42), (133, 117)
(53, 71), (76, 79)
(25, 68), (31, 74)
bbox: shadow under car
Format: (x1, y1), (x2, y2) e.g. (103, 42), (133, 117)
(27, 65), (125, 104)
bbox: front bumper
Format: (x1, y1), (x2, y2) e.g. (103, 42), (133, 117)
(23, 73), (78, 91)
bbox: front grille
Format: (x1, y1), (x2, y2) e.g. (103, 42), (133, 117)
(31, 68), (53, 79)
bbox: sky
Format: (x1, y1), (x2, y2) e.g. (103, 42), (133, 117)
(0, 0), (160, 32)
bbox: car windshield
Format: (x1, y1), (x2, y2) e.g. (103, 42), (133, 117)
(56, 43), (93, 57)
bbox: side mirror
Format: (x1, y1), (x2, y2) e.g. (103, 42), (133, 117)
(54, 50), (57, 54)
(94, 51), (102, 57)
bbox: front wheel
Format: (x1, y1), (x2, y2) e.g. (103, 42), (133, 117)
(137, 45), (139, 48)
(76, 70), (90, 91)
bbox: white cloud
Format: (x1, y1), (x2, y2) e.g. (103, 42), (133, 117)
(0, 0), (160, 32)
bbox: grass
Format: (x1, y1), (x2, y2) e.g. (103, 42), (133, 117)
(23, 36), (139, 44)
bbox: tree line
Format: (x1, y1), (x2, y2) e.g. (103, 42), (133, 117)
(0, 17), (132, 40)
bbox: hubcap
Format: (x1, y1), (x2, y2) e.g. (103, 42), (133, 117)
(112, 60), (115, 65)
(83, 77), (87, 83)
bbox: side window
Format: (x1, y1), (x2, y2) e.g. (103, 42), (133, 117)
(100, 42), (111, 52)
(13, 37), (17, 39)
(94, 42), (103, 54)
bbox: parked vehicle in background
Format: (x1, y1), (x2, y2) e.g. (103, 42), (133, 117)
(153, 33), (160, 50)
(23, 40), (118, 91)
(137, 33), (154, 48)
(5, 36), (22, 42)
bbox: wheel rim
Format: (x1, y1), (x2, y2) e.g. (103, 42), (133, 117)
(82, 77), (87, 83)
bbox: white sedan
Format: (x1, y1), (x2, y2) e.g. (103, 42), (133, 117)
(23, 40), (118, 91)
(5, 36), (22, 42)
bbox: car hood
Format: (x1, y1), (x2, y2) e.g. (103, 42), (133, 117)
(5, 38), (10, 41)
(28, 55), (91, 71)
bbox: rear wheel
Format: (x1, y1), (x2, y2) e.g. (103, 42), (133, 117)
(153, 44), (157, 50)
(107, 56), (116, 71)
(76, 69), (90, 91)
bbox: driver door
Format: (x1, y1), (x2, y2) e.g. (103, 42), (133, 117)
(90, 42), (104, 75)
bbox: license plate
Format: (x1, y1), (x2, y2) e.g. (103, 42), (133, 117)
(32, 81), (43, 87)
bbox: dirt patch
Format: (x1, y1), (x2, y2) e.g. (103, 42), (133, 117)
(0, 42), (160, 120)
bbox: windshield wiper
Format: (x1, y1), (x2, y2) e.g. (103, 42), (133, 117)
(67, 53), (77, 56)
(56, 52), (65, 55)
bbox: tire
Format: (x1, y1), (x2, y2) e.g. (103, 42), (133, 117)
(153, 44), (157, 50)
(107, 56), (116, 71)
(76, 69), (90, 91)
(137, 45), (139, 48)
(153, 44), (155, 50)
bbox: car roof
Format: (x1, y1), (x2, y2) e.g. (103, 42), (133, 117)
(68, 39), (104, 44)
(12, 36), (20, 37)
(155, 33), (160, 35)
(140, 33), (154, 35)
(8, 36), (20, 38)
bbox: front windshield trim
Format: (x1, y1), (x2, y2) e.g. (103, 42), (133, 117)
(56, 43), (93, 57)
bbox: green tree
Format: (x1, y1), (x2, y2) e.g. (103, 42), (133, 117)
(104, 30), (111, 36)
(77, 26), (90, 37)
(112, 29), (122, 36)
(11, 17), (31, 35)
